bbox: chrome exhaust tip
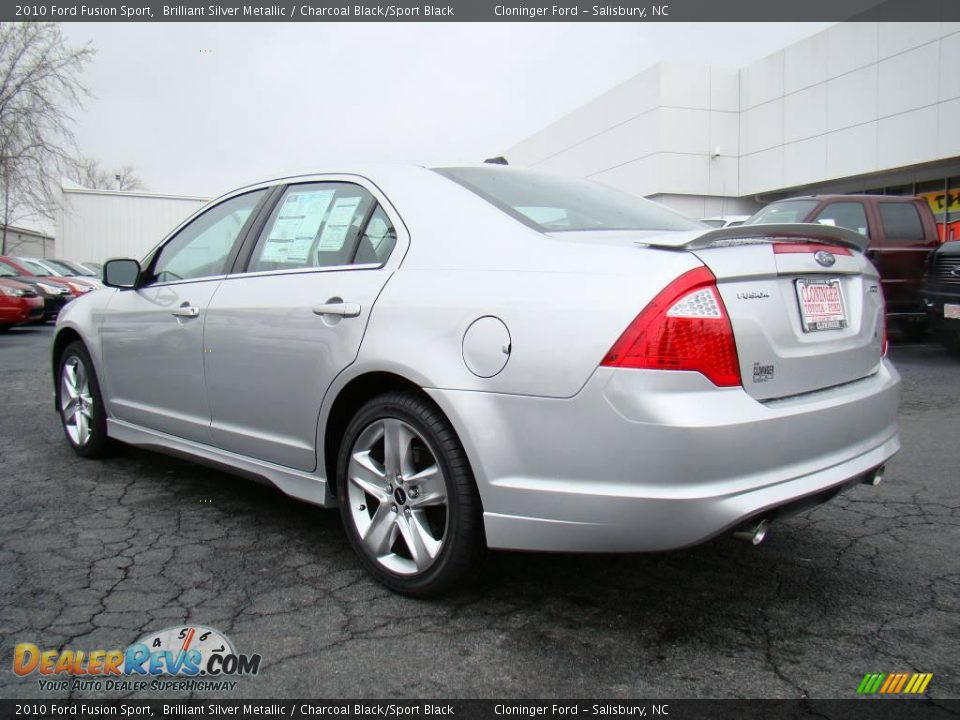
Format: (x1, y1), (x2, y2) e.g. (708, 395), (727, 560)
(864, 465), (885, 486)
(732, 518), (770, 545)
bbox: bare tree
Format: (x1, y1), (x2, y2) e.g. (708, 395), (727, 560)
(67, 156), (146, 192)
(0, 23), (94, 254)
(114, 163), (145, 191)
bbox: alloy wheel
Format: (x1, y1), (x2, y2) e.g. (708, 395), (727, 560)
(60, 355), (94, 446)
(345, 418), (449, 575)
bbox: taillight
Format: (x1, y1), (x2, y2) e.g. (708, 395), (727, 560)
(601, 266), (742, 387)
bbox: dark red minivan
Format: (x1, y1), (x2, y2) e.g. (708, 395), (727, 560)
(745, 195), (939, 321)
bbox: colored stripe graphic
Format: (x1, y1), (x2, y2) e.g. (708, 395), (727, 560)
(858, 673), (932, 694)
(913, 674), (933, 694)
(858, 673), (886, 694)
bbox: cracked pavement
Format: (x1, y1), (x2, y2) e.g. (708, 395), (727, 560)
(1, 325), (957, 699)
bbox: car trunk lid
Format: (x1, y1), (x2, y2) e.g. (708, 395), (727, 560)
(683, 227), (883, 401)
(553, 224), (884, 401)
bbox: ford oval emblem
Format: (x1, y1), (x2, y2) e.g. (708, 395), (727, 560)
(814, 250), (836, 267)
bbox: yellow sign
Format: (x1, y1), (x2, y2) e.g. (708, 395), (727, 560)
(919, 190), (960, 215)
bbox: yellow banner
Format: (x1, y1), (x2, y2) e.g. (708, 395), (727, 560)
(920, 190), (960, 215)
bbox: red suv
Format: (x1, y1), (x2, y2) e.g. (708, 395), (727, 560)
(745, 195), (939, 324)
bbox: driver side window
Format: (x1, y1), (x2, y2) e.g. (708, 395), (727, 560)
(149, 190), (266, 284)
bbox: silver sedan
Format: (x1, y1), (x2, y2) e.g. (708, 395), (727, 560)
(52, 165), (900, 595)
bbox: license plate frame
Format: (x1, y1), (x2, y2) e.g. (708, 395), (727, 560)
(795, 278), (848, 332)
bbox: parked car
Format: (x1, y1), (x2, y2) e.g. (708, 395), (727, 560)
(921, 241), (960, 354)
(699, 215), (749, 228)
(0, 256), (92, 298)
(0, 277), (44, 331)
(43, 258), (101, 280)
(52, 165), (900, 595)
(745, 195), (939, 325)
(17, 257), (103, 289)
(0, 259), (73, 320)
(82, 262), (102, 275)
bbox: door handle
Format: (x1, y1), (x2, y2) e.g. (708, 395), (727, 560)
(171, 305), (200, 318)
(312, 301), (361, 318)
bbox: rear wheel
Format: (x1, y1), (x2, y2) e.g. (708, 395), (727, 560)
(56, 341), (110, 458)
(336, 391), (482, 596)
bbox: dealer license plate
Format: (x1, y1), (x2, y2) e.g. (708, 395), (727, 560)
(795, 278), (847, 332)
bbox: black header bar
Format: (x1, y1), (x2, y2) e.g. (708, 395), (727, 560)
(3, 0), (960, 22)
(2, 699), (960, 720)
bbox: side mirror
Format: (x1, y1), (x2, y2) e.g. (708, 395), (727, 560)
(102, 258), (141, 289)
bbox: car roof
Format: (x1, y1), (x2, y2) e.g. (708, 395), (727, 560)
(772, 194), (920, 202)
(219, 162), (538, 196)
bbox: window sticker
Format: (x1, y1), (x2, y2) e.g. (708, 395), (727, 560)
(317, 196), (362, 251)
(261, 189), (336, 262)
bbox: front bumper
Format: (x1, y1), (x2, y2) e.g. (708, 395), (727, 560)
(922, 289), (960, 315)
(41, 294), (69, 320)
(427, 361), (901, 552)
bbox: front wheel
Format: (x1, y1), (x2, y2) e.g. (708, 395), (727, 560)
(336, 391), (483, 596)
(56, 341), (110, 458)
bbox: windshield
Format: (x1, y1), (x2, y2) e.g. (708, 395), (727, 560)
(745, 200), (818, 225)
(435, 167), (703, 233)
(18, 259), (53, 276)
(0, 263), (17, 277)
(68, 261), (97, 276)
(44, 259), (79, 275)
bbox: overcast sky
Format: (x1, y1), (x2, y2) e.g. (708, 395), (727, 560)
(61, 22), (833, 199)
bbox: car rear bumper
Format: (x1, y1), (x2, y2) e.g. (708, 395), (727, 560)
(427, 360), (901, 552)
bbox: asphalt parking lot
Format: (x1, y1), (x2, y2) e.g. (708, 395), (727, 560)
(1, 324), (958, 700)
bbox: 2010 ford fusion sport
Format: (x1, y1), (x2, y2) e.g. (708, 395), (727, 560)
(52, 165), (900, 595)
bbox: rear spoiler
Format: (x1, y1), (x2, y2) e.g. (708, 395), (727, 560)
(658, 223), (869, 252)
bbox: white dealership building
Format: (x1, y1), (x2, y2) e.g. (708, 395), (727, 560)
(505, 22), (960, 240)
(55, 184), (208, 263)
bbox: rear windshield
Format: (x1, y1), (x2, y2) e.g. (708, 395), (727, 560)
(435, 167), (702, 233)
(745, 200), (818, 225)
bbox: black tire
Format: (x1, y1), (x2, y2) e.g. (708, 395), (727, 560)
(938, 322), (960, 356)
(336, 391), (483, 597)
(899, 319), (928, 343)
(55, 340), (110, 458)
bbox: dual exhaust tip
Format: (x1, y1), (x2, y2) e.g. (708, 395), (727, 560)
(731, 465), (886, 546)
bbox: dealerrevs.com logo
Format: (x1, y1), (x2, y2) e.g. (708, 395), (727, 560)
(13, 625), (261, 692)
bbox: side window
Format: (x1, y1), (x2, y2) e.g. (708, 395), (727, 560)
(878, 202), (925, 242)
(353, 206), (397, 265)
(248, 183), (386, 272)
(813, 202), (869, 237)
(150, 190), (265, 284)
